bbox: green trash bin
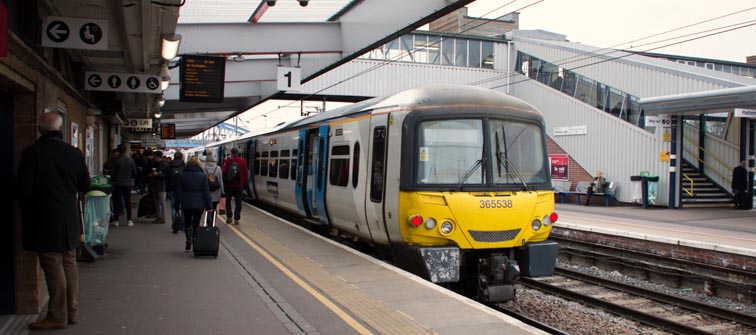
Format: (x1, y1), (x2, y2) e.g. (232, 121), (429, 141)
(84, 190), (111, 247)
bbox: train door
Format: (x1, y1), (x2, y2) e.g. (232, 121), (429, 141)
(294, 129), (310, 217)
(364, 115), (390, 245)
(246, 140), (257, 200)
(313, 125), (330, 225)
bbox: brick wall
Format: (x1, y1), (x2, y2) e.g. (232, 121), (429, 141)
(547, 136), (614, 205)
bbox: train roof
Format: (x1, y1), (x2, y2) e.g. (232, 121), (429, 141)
(278, 85), (542, 132)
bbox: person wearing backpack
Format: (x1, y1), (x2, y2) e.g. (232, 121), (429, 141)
(203, 149), (224, 211)
(222, 146), (248, 225)
(167, 152), (185, 233)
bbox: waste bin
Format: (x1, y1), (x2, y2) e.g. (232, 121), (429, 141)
(84, 190), (111, 252)
(640, 175), (659, 208)
(630, 175), (643, 204)
(90, 175), (112, 194)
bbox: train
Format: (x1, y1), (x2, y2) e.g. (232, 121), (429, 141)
(188, 84), (559, 302)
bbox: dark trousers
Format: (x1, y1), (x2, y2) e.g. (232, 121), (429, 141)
(183, 208), (204, 244)
(225, 187), (243, 220)
(38, 250), (78, 323)
(112, 185), (133, 220)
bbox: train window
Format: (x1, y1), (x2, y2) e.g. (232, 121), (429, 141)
(269, 151), (279, 178)
(329, 145), (350, 187)
(260, 151), (269, 176)
(370, 127), (386, 202)
(490, 120), (548, 185)
(417, 119), (484, 185)
(290, 149), (297, 180)
(317, 138), (325, 191)
(281, 149), (290, 157)
(279, 158), (289, 179)
(352, 142), (360, 188)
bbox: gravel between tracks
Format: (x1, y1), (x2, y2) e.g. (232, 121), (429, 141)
(499, 261), (756, 335)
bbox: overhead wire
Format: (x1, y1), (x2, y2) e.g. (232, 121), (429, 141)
(242, 2), (756, 127)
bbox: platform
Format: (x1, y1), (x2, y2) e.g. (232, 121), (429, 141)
(8, 199), (542, 335)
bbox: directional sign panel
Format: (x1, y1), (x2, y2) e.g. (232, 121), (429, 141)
(42, 16), (108, 50)
(85, 72), (161, 93)
(277, 67), (302, 92)
(123, 119), (153, 129)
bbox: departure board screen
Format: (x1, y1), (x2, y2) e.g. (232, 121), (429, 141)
(179, 55), (225, 103)
(160, 124), (176, 139)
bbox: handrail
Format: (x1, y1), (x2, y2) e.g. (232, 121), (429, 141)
(682, 173), (694, 196)
(683, 146), (730, 183)
(685, 137), (729, 173)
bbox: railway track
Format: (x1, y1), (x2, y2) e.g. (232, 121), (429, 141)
(520, 267), (756, 335)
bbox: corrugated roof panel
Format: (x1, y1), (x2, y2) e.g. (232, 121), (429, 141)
(179, 0), (258, 23)
(258, 0), (353, 22)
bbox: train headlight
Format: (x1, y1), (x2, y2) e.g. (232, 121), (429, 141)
(531, 219), (542, 232)
(408, 214), (423, 228)
(440, 220), (454, 235)
(425, 217), (437, 230)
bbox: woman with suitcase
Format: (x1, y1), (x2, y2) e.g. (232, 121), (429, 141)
(174, 156), (212, 251)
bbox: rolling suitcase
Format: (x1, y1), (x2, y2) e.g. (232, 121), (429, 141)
(137, 192), (155, 217)
(193, 209), (219, 258)
(739, 192), (753, 210)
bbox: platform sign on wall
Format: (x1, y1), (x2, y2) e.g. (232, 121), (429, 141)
(549, 154), (569, 181)
(41, 16), (108, 51)
(180, 55), (225, 103)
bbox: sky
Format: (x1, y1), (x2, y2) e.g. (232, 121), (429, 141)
(468, 0), (756, 63)
(221, 0), (756, 136)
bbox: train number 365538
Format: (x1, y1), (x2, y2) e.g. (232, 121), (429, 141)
(479, 199), (513, 208)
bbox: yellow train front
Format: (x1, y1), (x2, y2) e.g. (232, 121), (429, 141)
(240, 85), (558, 303)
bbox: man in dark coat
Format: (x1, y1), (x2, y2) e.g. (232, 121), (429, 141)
(732, 161), (749, 208)
(15, 112), (90, 330)
(222, 146), (248, 225)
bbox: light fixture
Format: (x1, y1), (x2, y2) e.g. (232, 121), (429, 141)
(161, 34), (181, 60)
(158, 96), (166, 107)
(154, 111), (162, 119)
(159, 65), (170, 90)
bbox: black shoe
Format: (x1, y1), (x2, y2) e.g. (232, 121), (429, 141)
(185, 242), (191, 251)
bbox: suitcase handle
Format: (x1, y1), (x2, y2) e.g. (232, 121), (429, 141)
(203, 209), (216, 227)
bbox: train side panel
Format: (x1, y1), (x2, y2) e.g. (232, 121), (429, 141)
(252, 132), (300, 213)
(324, 117), (372, 240)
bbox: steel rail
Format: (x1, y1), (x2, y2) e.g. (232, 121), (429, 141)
(555, 267), (756, 328)
(486, 303), (571, 335)
(519, 277), (716, 335)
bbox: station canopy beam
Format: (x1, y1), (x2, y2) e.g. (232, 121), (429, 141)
(640, 85), (756, 116)
(162, 0), (475, 137)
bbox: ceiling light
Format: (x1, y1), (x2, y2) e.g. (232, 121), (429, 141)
(158, 97), (165, 107)
(154, 111), (162, 119)
(161, 34), (182, 60)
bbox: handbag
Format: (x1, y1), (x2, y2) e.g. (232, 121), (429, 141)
(172, 209), (183, 232)
(218, 197), (226, 215)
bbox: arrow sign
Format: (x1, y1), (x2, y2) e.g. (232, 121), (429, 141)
(46, 20), (69, 43)
(85, 72), (161, 93)
(87, 74), (102, 88)
(42, 16), (108, 50)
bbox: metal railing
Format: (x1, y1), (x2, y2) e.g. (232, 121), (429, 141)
(682, 173), (694, 196)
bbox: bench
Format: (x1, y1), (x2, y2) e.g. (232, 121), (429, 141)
(552, 180), (572, 203)
(574, 181), (618, 207)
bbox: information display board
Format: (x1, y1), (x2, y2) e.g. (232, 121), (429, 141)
(180, 55), (225, 103)
(160, 124), (176, 139)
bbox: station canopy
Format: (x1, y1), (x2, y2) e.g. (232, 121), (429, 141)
(161, 0), (477, 137)
(640, 85), (756, 116)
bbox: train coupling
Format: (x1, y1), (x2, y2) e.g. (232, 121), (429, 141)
(477, 253), (519, 302)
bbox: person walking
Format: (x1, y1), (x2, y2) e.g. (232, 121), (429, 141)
(222, 147), (248, 225)
(167, 151), (186, 233)
(732, 161), (748, 208)
(148, 150), (170, 223)
(174, 156), (212, 251)
(15, 112), (90, 330)
(110, 144), (137, 226)
(203, 149), (224, 210)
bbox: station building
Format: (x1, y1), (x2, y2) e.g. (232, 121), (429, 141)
(1, 0), (755, 319)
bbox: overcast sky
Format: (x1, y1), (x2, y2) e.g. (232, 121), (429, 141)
(468, 0), (756, 63)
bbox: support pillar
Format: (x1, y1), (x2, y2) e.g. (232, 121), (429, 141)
(669, 115), (679, 208)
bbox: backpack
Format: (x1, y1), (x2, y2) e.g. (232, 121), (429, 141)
(207, 166), (221, 191)
(224, 160), (241, 183)
(166, 164), (182, 191)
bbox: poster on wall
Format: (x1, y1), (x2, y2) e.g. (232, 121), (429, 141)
(71, 122), (79, 148)
(549, 154), (569, 181)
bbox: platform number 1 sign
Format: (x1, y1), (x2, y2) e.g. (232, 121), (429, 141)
(277, 67), (301, 92)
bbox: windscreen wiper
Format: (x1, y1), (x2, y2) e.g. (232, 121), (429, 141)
(496, 152), (528, 191)
(456, 157), (486, 190)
